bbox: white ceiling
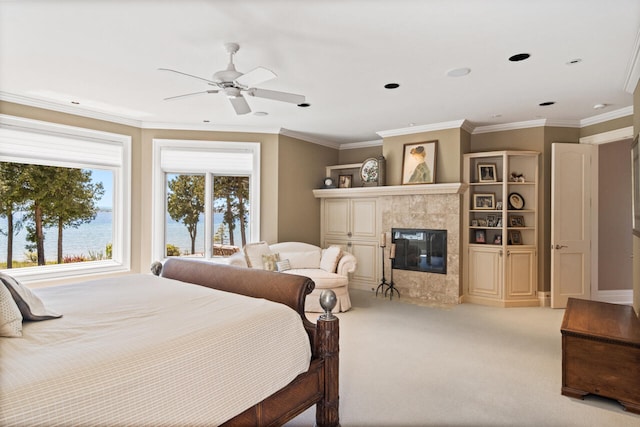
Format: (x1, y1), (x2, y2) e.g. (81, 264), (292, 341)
(1, 1), (639, 146)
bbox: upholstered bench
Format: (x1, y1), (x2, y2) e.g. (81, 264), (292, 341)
(228, 241), (356, 312)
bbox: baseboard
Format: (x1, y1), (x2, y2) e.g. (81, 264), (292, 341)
(592, 289), (633, 305)
(538, 291), (550, 307)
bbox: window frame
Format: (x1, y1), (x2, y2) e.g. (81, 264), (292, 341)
(0, 114), (132, 282)
(152, 139), (260, 261)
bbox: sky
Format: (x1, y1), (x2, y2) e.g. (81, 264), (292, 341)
(90, 169), (113, 209)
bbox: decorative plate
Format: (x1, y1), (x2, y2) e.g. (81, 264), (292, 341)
(508, 192), (525, 210)
(360, 157), (379, 183)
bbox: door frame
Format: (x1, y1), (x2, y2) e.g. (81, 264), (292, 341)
(579, 126), (634, 303)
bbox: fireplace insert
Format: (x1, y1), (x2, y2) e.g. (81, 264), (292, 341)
(391, 228), (447, 274)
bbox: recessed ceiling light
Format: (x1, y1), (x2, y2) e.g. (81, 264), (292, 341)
(446, 67), (471, 77)
(71, 101), (80, 105)
(539, 101), (556, 106)
(253, 111), (268, 116)
(408, 122), (416, 127)
(297, 103), (311, 107)
(593, 103), (607, 110)
(203, 120), (210, 123)
(509, 53), (530, 62)
(566, 58), (582, 65)
(384, 83), (400, 89)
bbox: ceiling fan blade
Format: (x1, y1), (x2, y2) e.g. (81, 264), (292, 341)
(163, 89), (218, 101)
(247, 88), (305, 105)
(158, 68), (218, 85)
(235, 67), (276, 87)
(229, 95), (251, 115)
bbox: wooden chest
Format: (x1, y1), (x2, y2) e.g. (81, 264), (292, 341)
(561, 298), (640, 414)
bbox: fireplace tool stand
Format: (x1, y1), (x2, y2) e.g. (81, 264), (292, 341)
(375, 243), (400, 300)
(375, 244), (389, 297)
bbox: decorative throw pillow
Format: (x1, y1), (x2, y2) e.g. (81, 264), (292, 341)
(0, 283), (22, 337)
(262, 253), (281, 271)
(0, 272), (62, 321)
(243, 241), (272, 269)
(276, 259), (292, 272)
(320, 245), (343, 273)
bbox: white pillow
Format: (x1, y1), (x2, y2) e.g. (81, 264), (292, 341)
(0, 272), (62, 321)
(320, 245), (343, 273)
(276, 259), (291, 272)
(0, 283), (22, 337)
(243, 241), (272, 269)
(279, 250), (322, 269)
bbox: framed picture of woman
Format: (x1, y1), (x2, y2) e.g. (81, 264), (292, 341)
(401, 141), (437, 185)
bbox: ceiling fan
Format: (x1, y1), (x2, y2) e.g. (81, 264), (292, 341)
(159, 42), (305, 115)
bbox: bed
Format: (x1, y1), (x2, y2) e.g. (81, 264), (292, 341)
(0, 258), (340, 427)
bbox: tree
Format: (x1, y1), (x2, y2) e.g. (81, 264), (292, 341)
(46, 168), (104, 263)
(213, 176), (249, 248)
(0, 162), (27, 268)
(167, 175), (205, 255)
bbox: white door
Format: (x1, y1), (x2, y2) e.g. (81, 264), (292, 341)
(551, 143), (592, 308)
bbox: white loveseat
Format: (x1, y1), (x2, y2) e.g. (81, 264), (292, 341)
(227, 242), (357, 312)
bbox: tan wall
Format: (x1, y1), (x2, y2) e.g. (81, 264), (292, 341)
(598, 140), (633, 290)
(634, 80), (640, 317)
(382, 128), (463, 185)
(277, 135), (338, 245)
(338, 145), (383, 164)
(581, 115), (634, 138)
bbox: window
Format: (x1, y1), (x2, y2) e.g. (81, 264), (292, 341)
(0, 115), (131, 282)
(152, 139), (259, 260)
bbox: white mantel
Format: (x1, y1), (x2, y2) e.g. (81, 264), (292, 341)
(313, 182), (467, 199)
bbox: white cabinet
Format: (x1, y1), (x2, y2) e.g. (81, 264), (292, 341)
(463, 151), (540, 307)
(321, 198), (379, 290)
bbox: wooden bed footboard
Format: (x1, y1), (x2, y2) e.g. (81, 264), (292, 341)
(155, 258), (340, 427)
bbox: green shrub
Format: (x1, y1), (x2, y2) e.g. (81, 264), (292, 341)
(166, 244), (181, 256)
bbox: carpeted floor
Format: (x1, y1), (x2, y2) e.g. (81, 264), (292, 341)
(286, 289), (640, 427)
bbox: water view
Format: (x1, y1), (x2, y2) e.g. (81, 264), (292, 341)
(0, 211), (244, 263)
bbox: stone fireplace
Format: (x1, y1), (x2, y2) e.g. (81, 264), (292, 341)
(380, 189), (462, 304)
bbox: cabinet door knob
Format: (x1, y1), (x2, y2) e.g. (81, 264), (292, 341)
(347, 242), (352, 248)
(347, 232), (352, 237)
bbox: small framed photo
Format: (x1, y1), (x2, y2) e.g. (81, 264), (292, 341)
(486, 214), (496, 227)
(401, 141), (437, 185)
(496, 217), (503, 227)
(473, 193), (495, 210)
(477, 164), (497, 182)
(493, 234), (502, 245)
(477, 218), (488, 227)
(508, 215), (525, 227)
(338, 174), (352, 189)
(508, 230), (522, 245)
(471, 219), (478, 227)
(475, 229), (486, 244)
(496, 201), (503, 210)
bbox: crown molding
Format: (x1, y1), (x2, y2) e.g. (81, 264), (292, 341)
(141, 121), (281, 134)
(472, 119), (550, 134)
(624, 27), (640, 93)
(579, 106), (634, 127)
(376, 119), (470, 138)
(279, 128), (340, 149)
(339, 139), (383, 150)
(0, 92), (144, 128)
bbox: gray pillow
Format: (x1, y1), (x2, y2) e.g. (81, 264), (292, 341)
(0, 272), (62, 321)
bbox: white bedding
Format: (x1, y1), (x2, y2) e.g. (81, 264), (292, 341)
(0, 274), (311, 426)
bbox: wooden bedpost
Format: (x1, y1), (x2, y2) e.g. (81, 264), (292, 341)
(316, 289), (340, 427)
